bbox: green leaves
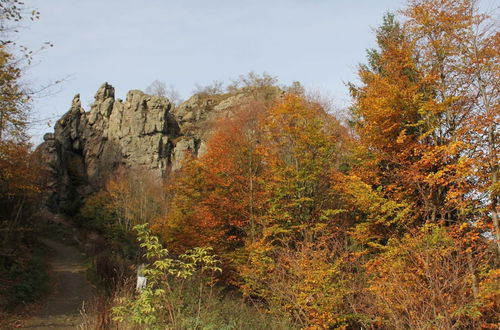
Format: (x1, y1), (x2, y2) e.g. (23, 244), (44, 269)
(111, 223), (221, 327)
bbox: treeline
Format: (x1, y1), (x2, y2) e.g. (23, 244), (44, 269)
(0, 1), (51, 318)
(78, 0), (499, 328)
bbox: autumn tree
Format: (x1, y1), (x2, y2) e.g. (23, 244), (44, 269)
(0, 46), (34, 248)
(0, 1), (50, 312)
(0, 0), (41, 244)
(238, 95), (355, 328)
(350, 1), (498, 248)
(160, 80), (288, 260)
(0, 0), (43, 140)
(104, 167), (169, 231)
(160, 99), (269, 260)
(240, 236), (358, 329)
(79, 167), (169, 234)
(403, 0), (499, 249)
(350, 12), (439, 226)
(260, 94), (348, 243)
(0, 49), (27, 141)
(348, 1), (499, 327)
(361, 224), (493, 329)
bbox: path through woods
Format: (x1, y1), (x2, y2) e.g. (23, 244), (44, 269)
(21, 237), (94, 329)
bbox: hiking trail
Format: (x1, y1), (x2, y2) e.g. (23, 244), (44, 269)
(21, 222), (94, 329)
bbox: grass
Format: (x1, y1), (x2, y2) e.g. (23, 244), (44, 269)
(79, 276), (298, 330)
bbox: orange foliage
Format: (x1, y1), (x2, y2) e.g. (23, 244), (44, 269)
(240, 235), (357, 329)
(362, 224), (491, 329)
(0, 141), (39, 197)
(160, 100), (269, 259)
(143, 3), (499, 327)
(351, 0), (499, 242)
(258, 94), (348, 243)
(105, 167), (168, 231)
(0, 141), (41, 255)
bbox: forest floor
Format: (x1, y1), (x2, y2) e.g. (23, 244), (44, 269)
(18, 213), (94, 329)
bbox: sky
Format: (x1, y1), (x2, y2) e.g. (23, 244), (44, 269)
(18, 0), (409, 143)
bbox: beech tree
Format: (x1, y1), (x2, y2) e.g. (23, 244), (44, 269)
(161, 100), (269, 260)
(0, 1), (45, 292)
(237, 95), (357, 328)
(0, 48), (27, 141)
(351, 1), (498, 247)
(401, 0), (499, 256)
(0, 0), (42, 140)
(258, 94), (347, 244)
(104, 167), (169, 231)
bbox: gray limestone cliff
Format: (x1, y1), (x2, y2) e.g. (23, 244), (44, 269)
(37, 82), (282, 210)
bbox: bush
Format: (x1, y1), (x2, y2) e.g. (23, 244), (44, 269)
(59, 197), (82, 216)
(77, 190), (115, 231)
(239, 236), (356, 329)
(4, 253), (49, 310)
(81, 278), (296, 330)
(110, 224), (296, 329)
(362, 224), (488, 329)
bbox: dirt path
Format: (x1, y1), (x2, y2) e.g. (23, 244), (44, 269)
(20, 238), (94, 329)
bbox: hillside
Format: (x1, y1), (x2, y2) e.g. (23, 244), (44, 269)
(1, 0), (498, 329)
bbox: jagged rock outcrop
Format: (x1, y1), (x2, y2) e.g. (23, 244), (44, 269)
(38, 82), (281, 210)
(38, 83), (180, 208)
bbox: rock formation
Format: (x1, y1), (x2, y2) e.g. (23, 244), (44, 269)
(37, 82), (282, 210)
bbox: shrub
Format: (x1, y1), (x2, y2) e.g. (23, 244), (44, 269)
(77, 190), (115, 231)
(5, 253), (49, 310)
(362, 224), (487, 329)
(112, 223), (221, 328)
(110, 224), (297, 329)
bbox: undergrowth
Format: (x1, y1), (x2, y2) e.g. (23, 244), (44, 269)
(79, 224), (297, 330)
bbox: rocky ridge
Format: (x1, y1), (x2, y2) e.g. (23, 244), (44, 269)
(37, 82), (281, 209)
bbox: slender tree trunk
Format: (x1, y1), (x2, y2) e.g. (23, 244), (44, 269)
(249, 155), (255, 243)
(478, 77), (500, 258)
(488, 122), (500, 258)
(0, 110), (4, 140)
(472, 29), (500, 258)
(466, 251), (479, 298)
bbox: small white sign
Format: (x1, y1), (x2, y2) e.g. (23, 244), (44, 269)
(136, 264), (147, 291)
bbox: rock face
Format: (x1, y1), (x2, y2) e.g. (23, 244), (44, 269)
(37, 82), (281, 210)
(39, 83), (179, 208)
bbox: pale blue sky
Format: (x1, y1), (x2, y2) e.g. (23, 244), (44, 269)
(20, 0), (409, 142)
